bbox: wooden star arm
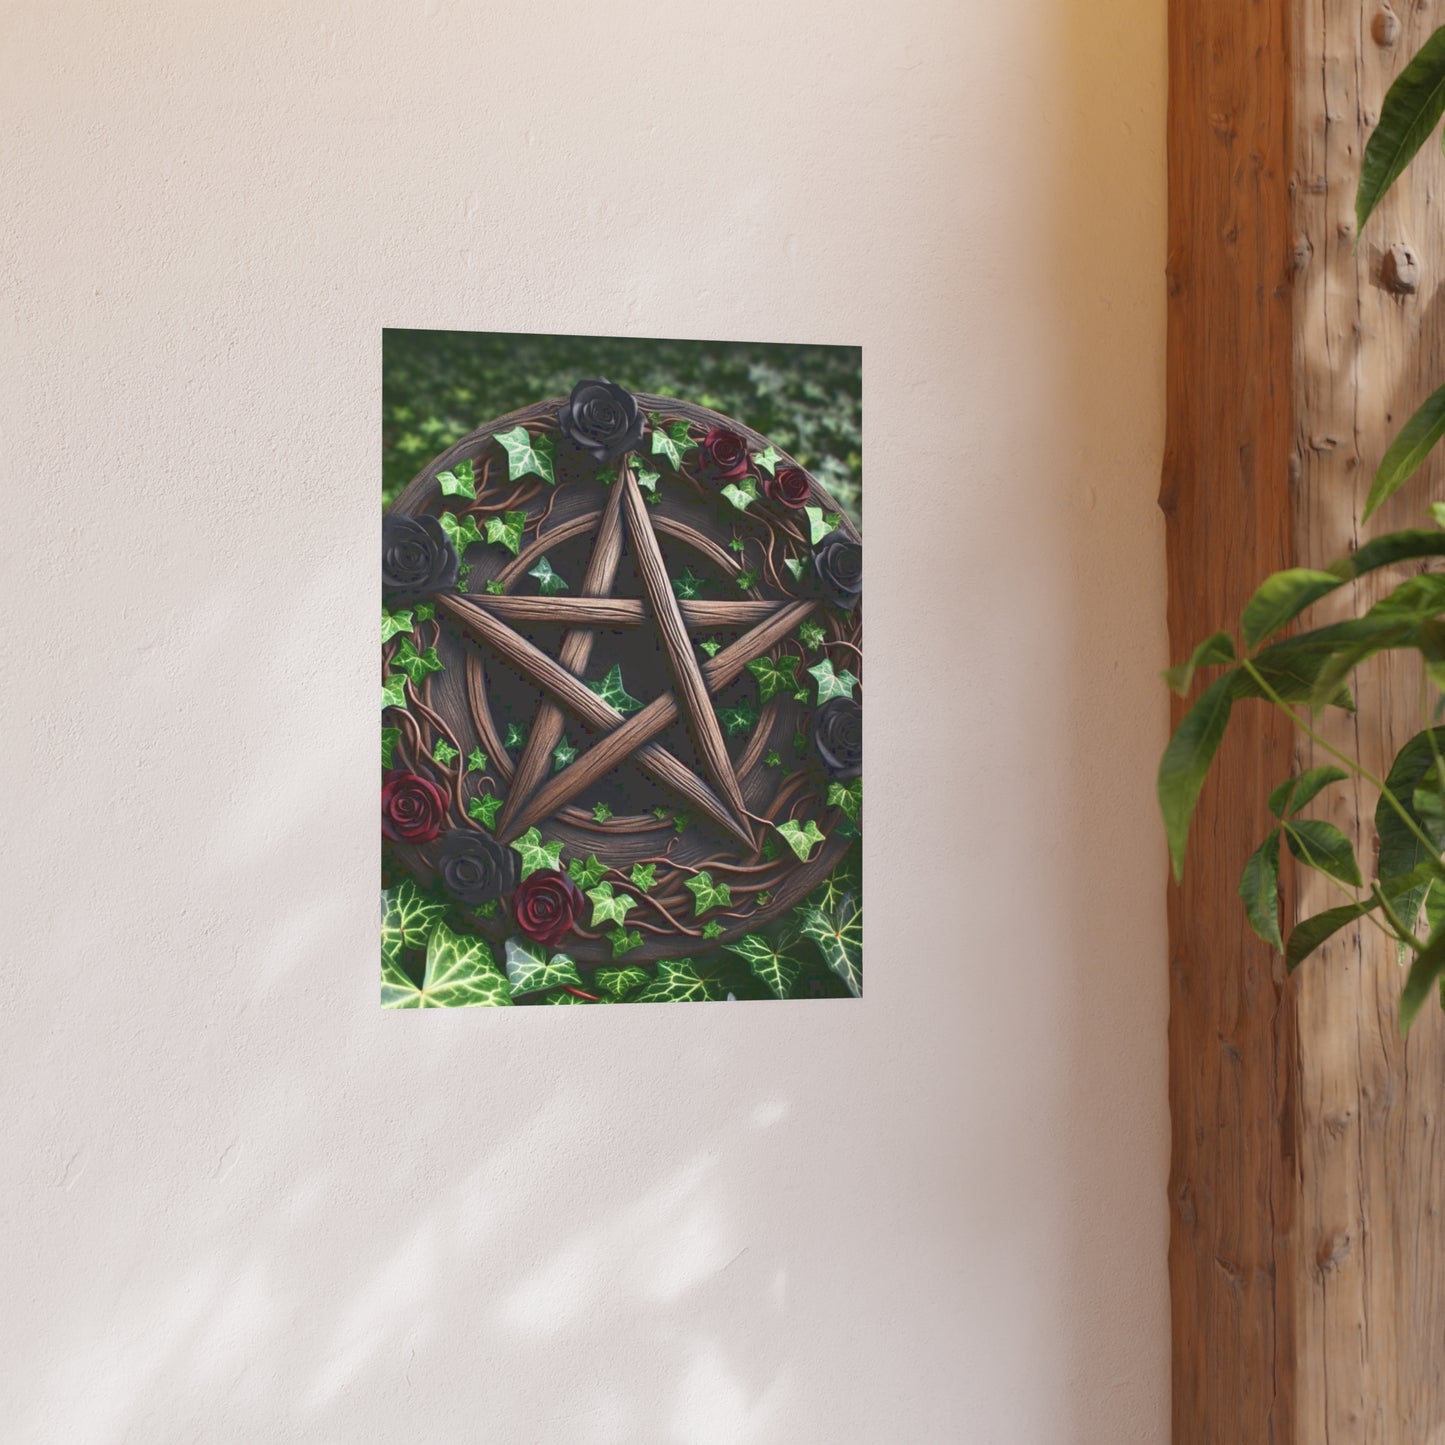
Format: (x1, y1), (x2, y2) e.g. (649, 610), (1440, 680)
(460, 596), (786, 628)
(502, 600), (816, 841)
(618, 467), (750, 830)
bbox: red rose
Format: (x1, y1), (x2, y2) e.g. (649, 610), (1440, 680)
(762, 466), (810, 509)
(381, 769), (448, 843)
(700, 427), (749, 480)
(513, 869), (585, 946)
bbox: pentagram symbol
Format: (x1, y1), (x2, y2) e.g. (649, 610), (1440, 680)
(384, 391), (862, 970)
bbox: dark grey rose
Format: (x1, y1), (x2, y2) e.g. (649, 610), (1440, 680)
(812, 697), (862, 780)
(557, 378), (645, 464)
(812, 529), (862, 611)
(436, 829), (519, 905)
(383, 513), (459, 601)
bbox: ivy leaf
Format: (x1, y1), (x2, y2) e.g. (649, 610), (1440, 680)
(382, 608), (414, 644)
(380, 877), (448, 971)
(485, 579), (505, 596)
(630, 862), (658, 892)
(587, 663), (644, 715)
(652, 806), (669, 820)
(736, 567), (760, 591)
(587, 881), (636, 928)
(467, 747), (488, 773)
(635, 959), (720, 1003)
(607, 926), (643, 957)
(438, 511), (484, 555)
(723, 933), (802, 1000)
(701, 920), (724, 939)
(722, 477), (759, 512)
(827, 779), (862, 825)
(728, 537), (747, 554)
(754, 890), (771, 908)
(803, 505), (841, 545)
(808, 658), (858, 703)
(568, 854), (608, 890)
(597, 465), (617, 486)
(467, 793), (503, 830)
(1357, 26), (1445, 236)
(455, 563), (473, 588)
(798, 618), (826, 651)
(1238, 831), (1284, 951)
(592, 800), (613, 823)
(383, 920), (512, 1008)
(634, 462), (662, 498)
(673, 812), (691, 834)
(485, 510), (528, 556)
(528, 556), (568, 595)
(382, 674), (408, 711)
(495, 425), (556, 484)
(503, 937), (583, 998)
(414, 602), (435, 622)
(474, 899), (500, 919)
(553, 737), (578, 772)
(747, 653), (799, 702)
(1284, 819), (1363, 888)
(651, 419), (691, 470)
(433, 738), (459, 767)
(699, 637), (723, 658)
(791, 730), (807, 755)
(784, 556), (808, 582)
(596, 965), (649, 999)
(777, 818), (826, 861)
(761, 832), (781, 861)
(504, 722), (527, 750)
(765, 749), (783, 768)
(672, 566), (705, 600)
(1268, 766), (1348, 819)
(436, 458), (476, 499)
(754, 445), (782, 476)
(392, 638), (444, 685)
(796, 893), (862, 996)
(717, 698), (759, 736)
(685, 870), (732, 914)
(510, 826), (564, 879)
(381, 726), (400, 769)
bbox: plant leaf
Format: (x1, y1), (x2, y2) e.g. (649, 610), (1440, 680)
(634, 462), (661, 497)
(717, 698), (759, 736)
(586, 881), (636, 928)
(436, 458), (476, 499)
(595, 965), (649, 999)
(485, 510), (528, 556)
(382, 674), (408, 711)
(671, 566), (705, 600)
(1376, 730), (1445, 949)
(1241, 570), (1342, 650)
(503, 937), (583, 997)
(383, 919), (512, 1008)
(803, 505), (834, 545)
(630, 862), (657, 892)
(635, 959), (719, 1002)
(1239, 831), (1284, 950)
(1331, 528), (1445, 580)
(382, 608), (414, 644)
(1284, 819), (1363, 887)
(747, 653), (799, 702)
(587, 663), (643, 715)
(392, 638), (444, 685)
(1286, 900), (1378, 973)
(723, 933), (802, 999)
(827, 778), (863, 825)
(684, 870), (732, 914)
(796, 893), (862, 996)
(1367, 383), (1445, 519)
(433, 738), (459, 766)
(467, 747), (488, 773)
(777, 818), (826, 861)
(552, 737), (577, 772)
(1357, 25), (1445, 235)
(722, 477), (759, 512)
(381, 726), (400, 769)
(798, 617), (827, 651)
(467, 793), (502, 829)
(808, 658), (858, 703)
(567, 854), (607, 890)
(1268, 765), (1348, 819)
(1158, 671), (1236, 881)
(1163, 630), (1236, 695)
(606, 926), (643, 957)
(438, 511), (484, 556)
(510, 826), (564, 879)
(754, 445), (782, 475)
(494, 425), (556, 484)
(1401, 924), (1445, 1030)
(380, 878), (448, 971)
(528, 556), (568, 595)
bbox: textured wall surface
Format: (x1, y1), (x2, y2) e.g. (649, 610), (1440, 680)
(0, 2), (1169, 1441)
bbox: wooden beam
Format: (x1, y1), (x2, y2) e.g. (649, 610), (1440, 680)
(1167, 1), (1445, 1439)
(459, 595), (785, 628)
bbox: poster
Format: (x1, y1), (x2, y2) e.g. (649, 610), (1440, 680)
(381, 330), (862, 1005)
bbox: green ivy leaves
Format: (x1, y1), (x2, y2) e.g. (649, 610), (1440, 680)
(723, 933), (801, 999)
(803, 504), (842, 545)
(494, 425), (556, 484)
(393, 639), (443, 684)
(382, 608), (413, 644)
(586, 882), (636, 928)
(510, 827), (564, 879)
(587, 664), (643, 715)
(747, 653), (798, 702)
(468, 794), (503, 829)
(437, 458), (477, 499)
(568, 854), (607, 890)
(672, 567), (705, 600)
(635, 959), (719, 1002)
(796, 894), (862, 996)
(439, 511), (484, 555)
(808, 659), (857, 703)
(717, 698), (759, 736)
(684, 870), (732, 914)
(382, 675), (408, 711)
(650, 416), (695, 470)
(486, 510), (528, 556)
(503, 937), (582, 997)
(529, 557), (568, 595)
(777, 819), (826, 862)
(722, 477), (759, 512)
(383, 919), (511, 1008)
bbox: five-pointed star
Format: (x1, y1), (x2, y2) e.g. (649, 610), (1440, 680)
(436, 460), (816, 847)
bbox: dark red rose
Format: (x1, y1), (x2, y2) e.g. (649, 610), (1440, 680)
(513, 868), (585, 946)
(382, 770), (448, 843)
(699, 426), (749, 480)
(762, 466), (810, 509)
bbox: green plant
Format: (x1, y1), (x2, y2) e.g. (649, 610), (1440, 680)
(1160, 30), (1445, 1031)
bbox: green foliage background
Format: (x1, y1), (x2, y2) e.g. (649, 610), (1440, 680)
(383, 328), (862, 518)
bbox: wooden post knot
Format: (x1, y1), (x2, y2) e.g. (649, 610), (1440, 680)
(1382, 242), (1420, 296)
(1372, 7), (1400, 47)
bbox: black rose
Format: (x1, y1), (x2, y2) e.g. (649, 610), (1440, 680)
(436, 829), (519, 906)
(557, 378), (645, 464)
(812, 529), (862, 611)
(383, 513), (459, 601)
(812, 697), (862, 780)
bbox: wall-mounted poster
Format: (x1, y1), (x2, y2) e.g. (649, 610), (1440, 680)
(381, 330), (862, 1006)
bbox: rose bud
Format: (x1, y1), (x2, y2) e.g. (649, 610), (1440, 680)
(811, 697), (862, 781)
(436, 828), (519, 906)
(382, 769), (449, 843)
(383, 513), (460, 602)
(512, 868), (585, 947)
(698, 426), (750, 480)
(762, 465), (810, 509)
(812, 529), (862, 612)
(557, 378), (646, 464)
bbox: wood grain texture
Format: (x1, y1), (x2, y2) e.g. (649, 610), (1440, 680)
(1170, 1), (1445, 1439)
(461, 596), (784, 627)
(617, 465), (752, 834)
